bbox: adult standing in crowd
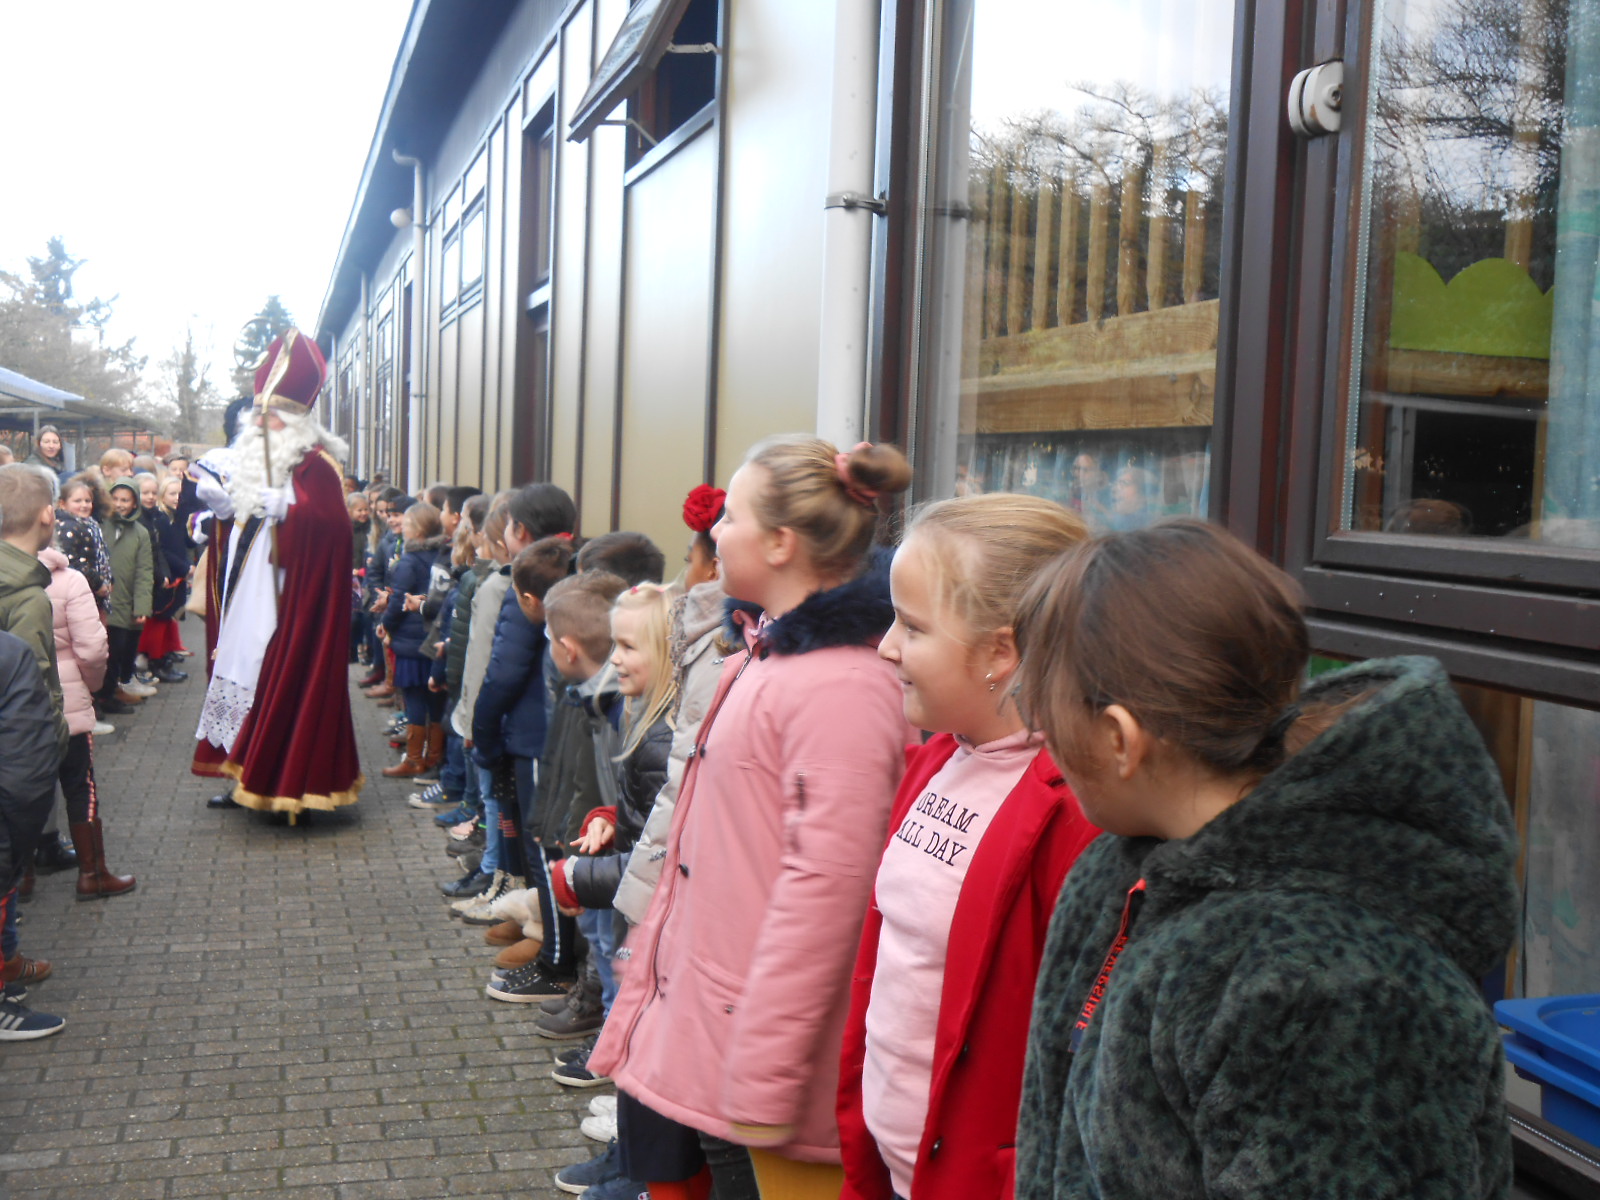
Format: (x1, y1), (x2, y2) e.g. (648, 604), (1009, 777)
(193, 329), (362, 818)
(24, 426), (67, 479)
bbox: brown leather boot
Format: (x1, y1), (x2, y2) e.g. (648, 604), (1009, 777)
(382, 725), (428, 777)
(421, 723), (446, 770)
(483, 918), (522, 947)
(1, 953), (51, 986)
(363, 681), (395, 699)
(70, 819), (137, 900)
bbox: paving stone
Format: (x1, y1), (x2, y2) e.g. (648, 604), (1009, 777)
(0, 669), (603, 1198)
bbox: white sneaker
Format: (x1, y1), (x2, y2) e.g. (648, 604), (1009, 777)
(579, 1111), (617, 1143)
(588, 1095), (617, 1119)
(121, 681), (157, 698)
(451, 869), (505, 913)
(135, 653), (149, 671)
(92, 721), (115, 736)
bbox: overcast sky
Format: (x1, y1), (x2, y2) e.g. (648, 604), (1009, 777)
(971, 0), (1235, 128)
(0, 0), (412, 397)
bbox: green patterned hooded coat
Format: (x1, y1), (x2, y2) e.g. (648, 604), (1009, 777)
(1017, 657), (1519, 1200)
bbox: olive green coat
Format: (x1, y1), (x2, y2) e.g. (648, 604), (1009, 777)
(0, 539), (67, 752)
(101, 511), (154, 630)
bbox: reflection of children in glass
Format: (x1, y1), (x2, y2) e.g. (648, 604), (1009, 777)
(1069, 454), (1111, 524)
(1104, 465), (1154, 531)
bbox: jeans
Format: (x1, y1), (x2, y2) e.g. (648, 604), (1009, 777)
(577, 907), (617, 1014)
(440, 728), (468, 801)
(478, 764), (502, 876)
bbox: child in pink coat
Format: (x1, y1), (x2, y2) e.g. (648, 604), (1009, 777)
(590, 437), (916, 1200)
(42, 547), (135, 899)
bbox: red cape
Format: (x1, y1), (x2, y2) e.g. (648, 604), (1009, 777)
(195, 448), (363, 810)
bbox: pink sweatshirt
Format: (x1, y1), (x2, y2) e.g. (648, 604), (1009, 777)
(861, 728), (1043, 1197)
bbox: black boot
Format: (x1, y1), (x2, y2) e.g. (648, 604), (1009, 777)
(153, 654), (188, 683)
(33, 833), (78, 873)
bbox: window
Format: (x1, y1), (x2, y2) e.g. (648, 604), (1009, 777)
(1341, 0), (1595, 551)
(568, 0), (717, 162)
(372, 289), (395, 479)
(907, 0), (1235, 528)
(517, 96), (558, 480)
(439, 149), (489, 320)
(1283, 0), (1600, 690)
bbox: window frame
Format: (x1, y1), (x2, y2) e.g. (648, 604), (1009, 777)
(1270, 0), (1600, 705)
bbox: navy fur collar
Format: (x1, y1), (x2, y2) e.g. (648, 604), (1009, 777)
(722, 545), (894, 656)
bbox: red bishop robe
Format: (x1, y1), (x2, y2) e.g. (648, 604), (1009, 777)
(196, 447), (363, 811)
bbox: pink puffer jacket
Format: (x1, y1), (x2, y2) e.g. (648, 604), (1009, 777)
(591, 555), (914, 1163)
(44, 546), (107, 735)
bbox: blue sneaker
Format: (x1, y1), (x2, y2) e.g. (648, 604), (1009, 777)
(0, 996), (64, 1041)
(554, 1140), (620, 1195)
(433, 803), (473, 827)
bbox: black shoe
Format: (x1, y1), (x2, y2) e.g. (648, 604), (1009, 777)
(551, 1043), (612, 1088)
(485, 961), (575, 1003)
(153, 666), (188, 683)
(206, 793), (241, 809)
(99, 697), (136, 715)
(440, 868), (491, 899)
(33, 835), (78, 873)
(557, 1035), (598, 1065)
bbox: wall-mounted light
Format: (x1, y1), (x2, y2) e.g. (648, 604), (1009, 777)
(390, 207), (414, 229)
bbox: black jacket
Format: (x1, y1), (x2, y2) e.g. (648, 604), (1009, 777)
(1017, 657), (1519, 1200)
(569, 713), (672, 909)
(0, 630), (62, 892)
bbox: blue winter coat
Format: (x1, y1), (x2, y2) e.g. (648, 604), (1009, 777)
(471, 584), (548, 764)
(381, 535), (447, 660)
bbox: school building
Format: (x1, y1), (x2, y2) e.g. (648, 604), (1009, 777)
(315, 0), (1600, 1178)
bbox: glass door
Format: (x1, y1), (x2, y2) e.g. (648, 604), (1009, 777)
(906, 0), (1237, 528)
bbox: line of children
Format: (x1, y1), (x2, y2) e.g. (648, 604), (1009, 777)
(341, 445), (1518, 1200)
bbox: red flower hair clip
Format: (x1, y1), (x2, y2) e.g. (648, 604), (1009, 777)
(683, 484), (726, 533)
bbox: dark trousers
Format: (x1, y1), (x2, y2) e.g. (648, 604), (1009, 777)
(614, 1093), (756, 1197)
(98, 626), (141, 699)
(401, 685), (446, 726)
(513, 754), (578, 975)
(59, 732), (98, 823)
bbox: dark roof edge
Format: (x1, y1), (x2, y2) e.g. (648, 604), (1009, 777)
(315, 0), (432, 341)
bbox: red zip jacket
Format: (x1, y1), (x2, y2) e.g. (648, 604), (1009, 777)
(838, 735), (1099, 1200)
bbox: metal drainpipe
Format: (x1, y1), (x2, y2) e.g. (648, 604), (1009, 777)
(816, 0), (884, 447)
(392, 149), (427, 492)
(360, 271), (372, 478)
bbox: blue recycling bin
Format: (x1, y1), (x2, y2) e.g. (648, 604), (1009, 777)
(1497, 994), (1600, 1147)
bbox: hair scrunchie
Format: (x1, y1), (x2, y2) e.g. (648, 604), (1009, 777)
(834, 442), (879, 507)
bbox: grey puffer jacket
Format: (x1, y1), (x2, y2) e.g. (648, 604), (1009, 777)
(1017, 657), (1519, 1200)
(612, 580), (737, 924)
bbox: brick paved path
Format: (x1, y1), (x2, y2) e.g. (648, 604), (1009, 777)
(1, 661), (597, 1200)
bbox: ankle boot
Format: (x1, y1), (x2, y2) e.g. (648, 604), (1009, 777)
(358, 665), (385, 687)
(69, 819), (137, 900)
(382, 725), (428, 777)
(421, 722), (446, 770)
(34, 833), (77, 873)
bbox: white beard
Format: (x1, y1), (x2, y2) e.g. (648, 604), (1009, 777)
(225, 412), (349, 521)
